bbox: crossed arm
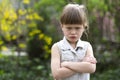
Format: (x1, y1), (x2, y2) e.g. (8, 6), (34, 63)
(51, 43), (97, 80)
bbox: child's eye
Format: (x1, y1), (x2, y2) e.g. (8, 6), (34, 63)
(75, 27), (81, 30)
(66, 27), (72, 30)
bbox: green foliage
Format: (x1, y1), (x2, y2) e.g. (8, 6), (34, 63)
(27, 32), (52, 60)
(34, 0), (67, 38)
(87, 0), (108, 11)
(91, 68), (120, 80)
(0, 0), (42, 48)
(0, 0), (52, 60)
(0, 54), (52, 80)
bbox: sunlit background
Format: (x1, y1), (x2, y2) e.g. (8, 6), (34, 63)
(0, 0), (120, 80)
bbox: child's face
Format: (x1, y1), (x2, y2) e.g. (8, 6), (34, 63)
(61, 24), (84, 43)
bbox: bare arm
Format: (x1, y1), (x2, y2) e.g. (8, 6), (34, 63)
(61, 44), (97, 73)
(51, 43), (76, 79)
(61, 61), (96, 73)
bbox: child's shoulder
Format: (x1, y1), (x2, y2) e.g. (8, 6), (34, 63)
(52, 39), (66, 50)
(51, 39), (63, 47)
(80, 40), (90, 43)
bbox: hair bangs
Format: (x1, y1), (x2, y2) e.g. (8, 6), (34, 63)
(60, 7), (84, 25)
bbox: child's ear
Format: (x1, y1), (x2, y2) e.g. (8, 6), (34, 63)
(83, 25), (88, 31)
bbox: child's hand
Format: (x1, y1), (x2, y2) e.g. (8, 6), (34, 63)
(82, 56), (97, 64)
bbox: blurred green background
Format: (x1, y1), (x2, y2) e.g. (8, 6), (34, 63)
(0, 0), (120, 80)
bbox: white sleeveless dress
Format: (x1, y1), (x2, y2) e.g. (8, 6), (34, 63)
(56, 37), (91, 80)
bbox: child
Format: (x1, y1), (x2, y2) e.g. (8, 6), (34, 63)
(51, 3), (97, 80)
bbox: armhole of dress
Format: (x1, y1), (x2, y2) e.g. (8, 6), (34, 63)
(85, 42), (90, 56)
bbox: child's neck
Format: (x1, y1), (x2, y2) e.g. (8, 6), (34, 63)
(69, 42), (77, 49)
(66, 38), (78, 49)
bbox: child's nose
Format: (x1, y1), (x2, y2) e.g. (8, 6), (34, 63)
(71, 29), (76, 34)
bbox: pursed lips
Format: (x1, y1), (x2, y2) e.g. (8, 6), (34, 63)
(69, 36), (77, 39)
